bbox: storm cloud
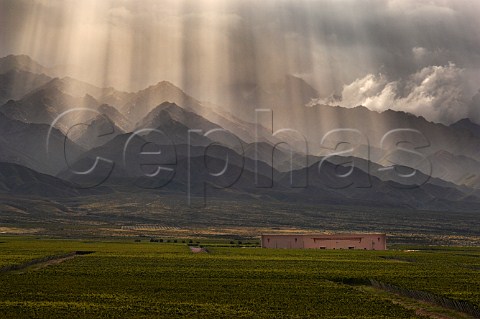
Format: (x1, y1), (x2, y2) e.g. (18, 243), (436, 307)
(1, 0), (479, 123)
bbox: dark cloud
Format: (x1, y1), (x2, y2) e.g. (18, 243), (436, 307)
(0, 0), (479, 123)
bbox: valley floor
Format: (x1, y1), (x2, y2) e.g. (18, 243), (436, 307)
(1, 193), (480, 246)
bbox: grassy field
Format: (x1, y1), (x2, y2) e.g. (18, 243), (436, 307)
(0, 237), (479, 318)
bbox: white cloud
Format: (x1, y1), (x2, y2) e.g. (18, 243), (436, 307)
(315, 63), (474, 124)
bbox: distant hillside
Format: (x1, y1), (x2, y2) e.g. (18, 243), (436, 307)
(0, 162), (93, 197)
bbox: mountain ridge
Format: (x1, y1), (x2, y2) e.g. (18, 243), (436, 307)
(1, 54), (480, 210)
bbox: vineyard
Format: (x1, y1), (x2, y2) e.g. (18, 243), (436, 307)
(0, 237), (479, 318)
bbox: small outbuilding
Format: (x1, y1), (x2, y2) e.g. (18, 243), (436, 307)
(261, 233), (386, 250)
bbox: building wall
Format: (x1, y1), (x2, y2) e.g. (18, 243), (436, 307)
(261, 234), (386, 250)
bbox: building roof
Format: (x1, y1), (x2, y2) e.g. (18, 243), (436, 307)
(261, 233), (386, 236)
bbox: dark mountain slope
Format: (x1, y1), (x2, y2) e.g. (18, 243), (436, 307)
(0, 112), (84, 175)
(0, 69), (52, 105)
(0, 162), (95, 197)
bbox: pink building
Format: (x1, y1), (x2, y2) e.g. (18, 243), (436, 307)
(261, 233), (387, 250)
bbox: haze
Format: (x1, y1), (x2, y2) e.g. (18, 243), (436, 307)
(1, 0), (480, 124)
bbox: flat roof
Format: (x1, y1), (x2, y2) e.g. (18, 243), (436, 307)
(261, 233), (386, 236)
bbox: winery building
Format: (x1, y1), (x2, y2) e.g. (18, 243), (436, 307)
(261, 233), (387, 250)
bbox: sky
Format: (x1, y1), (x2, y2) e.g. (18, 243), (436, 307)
(1, 0), (480, 124)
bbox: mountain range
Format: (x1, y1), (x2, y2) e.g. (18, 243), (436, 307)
(1, 54), (480, 211)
